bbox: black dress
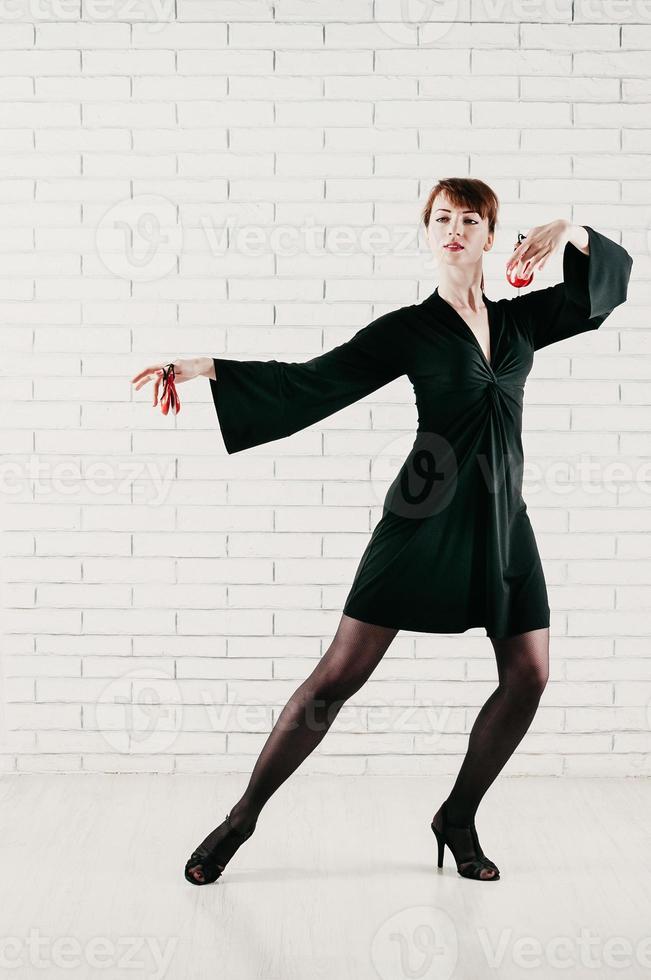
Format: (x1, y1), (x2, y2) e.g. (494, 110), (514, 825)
(209, 225), (633, 639)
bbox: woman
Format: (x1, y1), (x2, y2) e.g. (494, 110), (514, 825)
(132, 178), (633, 884)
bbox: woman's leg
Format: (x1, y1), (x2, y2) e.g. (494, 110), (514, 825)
(186, 614), (398, 881)
(228, 613), (399, 830)
(444, 626), (549, 821)
(432, 626), (549, 877)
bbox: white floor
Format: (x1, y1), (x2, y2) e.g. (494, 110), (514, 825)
(1, 773), (650, 980)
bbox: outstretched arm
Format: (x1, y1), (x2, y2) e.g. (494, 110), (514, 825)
(130, 309), (408, 453)
(209, 308), (408, 454)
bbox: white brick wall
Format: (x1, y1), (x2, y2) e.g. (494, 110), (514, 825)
(1, 1), (649, 776)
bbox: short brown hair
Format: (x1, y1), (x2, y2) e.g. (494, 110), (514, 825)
(422, 177), (499, 234)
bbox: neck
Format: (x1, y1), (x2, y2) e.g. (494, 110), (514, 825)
(437, 273), (485, 310)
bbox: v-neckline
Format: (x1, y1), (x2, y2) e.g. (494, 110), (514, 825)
(433, 286), (494, 372)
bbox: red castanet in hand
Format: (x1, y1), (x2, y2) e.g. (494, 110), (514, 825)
(506, 232), (534, 288)
(159, 363), (181, 416)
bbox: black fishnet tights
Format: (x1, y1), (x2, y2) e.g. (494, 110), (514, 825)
(185, 615), (398, 882)
(186, 621), (549, 883)
(432, 626), (549, 878)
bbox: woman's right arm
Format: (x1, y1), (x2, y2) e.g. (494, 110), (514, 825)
(131, 308), (408, 454)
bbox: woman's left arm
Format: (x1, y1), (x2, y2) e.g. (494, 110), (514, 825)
(506, 223), (634, 352)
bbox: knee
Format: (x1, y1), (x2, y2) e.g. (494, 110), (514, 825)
(314, 664), (368, 707)
(515, 659), (549, 703)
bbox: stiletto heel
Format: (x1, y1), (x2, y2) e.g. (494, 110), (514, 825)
(433, 823), (445, 868)
(430, 800), (500, 881)
(184, 811), (256, 886)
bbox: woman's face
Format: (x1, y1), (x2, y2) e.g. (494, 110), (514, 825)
(426, 192), (493, 273)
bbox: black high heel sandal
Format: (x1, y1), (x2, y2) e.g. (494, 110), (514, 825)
(431, 800), (500, 881)
(184, 811), (256, 885)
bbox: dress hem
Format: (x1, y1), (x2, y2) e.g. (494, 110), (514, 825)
(342, 605), (550, 640)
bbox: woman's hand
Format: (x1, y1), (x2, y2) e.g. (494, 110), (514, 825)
(131, 357), (214, 406)
(506, 219), (571, 281)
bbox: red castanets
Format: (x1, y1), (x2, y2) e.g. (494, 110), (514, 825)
(159, 363), (181, 416)
(506, 232), (534, 288)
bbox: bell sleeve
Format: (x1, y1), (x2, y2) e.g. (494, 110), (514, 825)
(509, 224), (633, 352)
(209, 308), (407, 454)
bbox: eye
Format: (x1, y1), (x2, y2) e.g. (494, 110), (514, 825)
(435, 216), (479, 224)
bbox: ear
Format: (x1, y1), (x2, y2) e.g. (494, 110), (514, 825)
(483, 232), (494, 253)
